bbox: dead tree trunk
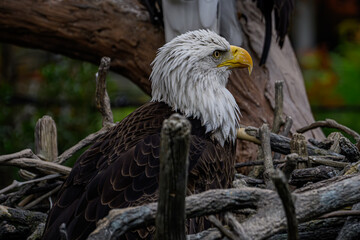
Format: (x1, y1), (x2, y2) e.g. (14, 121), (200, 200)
(0, 0), (324, 163)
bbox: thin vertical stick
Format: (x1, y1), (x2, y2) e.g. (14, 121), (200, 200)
(95, 57), (114, 127)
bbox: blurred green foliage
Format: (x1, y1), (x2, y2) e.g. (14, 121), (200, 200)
(301, 19), (360, 140)
(0, 55), (138, 168)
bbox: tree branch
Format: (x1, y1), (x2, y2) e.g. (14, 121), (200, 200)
(0, 158), (71, 175)
(0, 0), (163, 94)
(95, 57), (114, 127)
(297, 119), (360, 142)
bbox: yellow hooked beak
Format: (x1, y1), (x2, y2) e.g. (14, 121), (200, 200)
(217, 46), (253, 75)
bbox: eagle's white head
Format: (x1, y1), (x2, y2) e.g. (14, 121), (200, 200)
(150, 30), (253, 146)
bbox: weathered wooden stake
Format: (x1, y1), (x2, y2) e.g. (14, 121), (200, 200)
(155, 113), (191, 240)
(35, 115), (58, 162)
(272, 81), (284, 133)
(290, 133), (308, 169)
(19, 115), (58, 180)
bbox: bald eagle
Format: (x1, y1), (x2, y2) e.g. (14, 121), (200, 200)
(42, 30), (253, 240)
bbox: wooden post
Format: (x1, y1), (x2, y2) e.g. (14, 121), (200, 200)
(35, 115), (58, 162)
(290, 133), (308, 169)
(155, 114), (191, 240)
(272, 81), (284, 133)
(18, 115), (58, 180)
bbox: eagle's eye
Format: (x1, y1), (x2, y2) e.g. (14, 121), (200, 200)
(212, 50), (221, 59)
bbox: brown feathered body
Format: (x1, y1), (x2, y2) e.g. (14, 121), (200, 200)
(42, 101), (236, 240)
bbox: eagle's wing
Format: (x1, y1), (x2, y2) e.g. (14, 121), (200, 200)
(42, 102), (234, 240)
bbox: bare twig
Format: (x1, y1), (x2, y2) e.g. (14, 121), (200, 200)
(95, 57), (114, 127)
(0, 173), (60, 195)
(208, 215), (237, 240)
(309, 156), (348, 168)
(271, 169), (299, 240)
(297, 119), (360, 142)
(0, 149), (39, 162)
(260, 124), (274, 189)
(319, 210), (360, 219)
(224, 212), (251, 240)
(56, 126), (112, 164)
(235, 159), (302, 168)
(281, 116), (294, 137)
(18, 169), (36, 180)
(272, 81), (284, 133)
(1, 158), (71, 175)
(235, 155), (347, 170)
(27, 222), (45, 240)
(187, 228), (221, 240)
(23, 184), (62, 210)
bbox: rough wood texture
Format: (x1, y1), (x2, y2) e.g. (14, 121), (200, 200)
(95, 57), (114, 127)
(259, 124), (274, 188)
(155, 114), (190, 240)
(243, 127), (343, 157)
(88, 188), (262, 240)
(236, 0), (323, 139)
(0, 0), (324, 165)
(336, 203), (360, 240)
(35, 115), (58, 162)
(271, 170), (299, 240)
(289, 166), (338, 187)
(290, 133), (308, 169)
(225, 212), (251, 240)
(272, 81), (284, 133)
(0, 205), (47, 240)
(268, 218), (346, 240)
(89, 173), (360, 239)
(0, 157), (71, 176)
(241, 173), (360, 239)
(282, 153), (299, 180)
(339, 137), (360, 162)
